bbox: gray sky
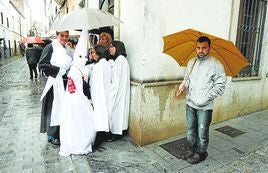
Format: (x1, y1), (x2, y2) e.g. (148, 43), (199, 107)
(28, 0), (46, 24)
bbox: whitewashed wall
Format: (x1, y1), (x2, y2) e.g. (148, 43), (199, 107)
(87, 0), (99, 9)
(120, 0), (233, 82)
(119, 0), (268, 145)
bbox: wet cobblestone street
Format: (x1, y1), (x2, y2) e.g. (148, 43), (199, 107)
(1, 57), (268, 173)
(0, 57), (76, 172)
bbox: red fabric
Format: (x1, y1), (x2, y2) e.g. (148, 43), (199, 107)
(68, 77), (76, 94)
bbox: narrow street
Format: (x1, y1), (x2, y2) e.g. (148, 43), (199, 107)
(0, 57), (78, 172)
(1, 57), (268, 173)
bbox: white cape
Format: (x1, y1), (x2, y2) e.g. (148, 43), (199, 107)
(40, 40), (72, 126)
(90, 58), (112, 132)
(59, 29), (96, 156)
(109, 55), (130, 134)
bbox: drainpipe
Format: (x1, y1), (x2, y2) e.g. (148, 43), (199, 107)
(114, 0), (120, 40)
(228, 0), (235, 40)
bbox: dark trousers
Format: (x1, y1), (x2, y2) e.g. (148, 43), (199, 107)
(47, 126), (60, 139)
(186, 104), (212, 153)
(28, 64), (38, 78)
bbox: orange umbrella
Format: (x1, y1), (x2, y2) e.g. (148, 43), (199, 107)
(21, 37), (45, 44)
(163, 29), (249, 77)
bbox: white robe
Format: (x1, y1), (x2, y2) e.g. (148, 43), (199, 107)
(59, 72), (96, 156)
(109, 55), (130, 134)
(90, 58), (112, 132)
(59, 29), (96, 156)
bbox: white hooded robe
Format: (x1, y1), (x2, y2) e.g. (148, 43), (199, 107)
(59, 30), (96, 156)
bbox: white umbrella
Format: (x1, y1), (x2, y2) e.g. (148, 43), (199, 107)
(44, 30), (81, 38)
(51, 8), (122, 31)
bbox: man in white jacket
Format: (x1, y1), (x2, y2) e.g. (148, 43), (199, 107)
(177, 36), (227, 164)
(39, 31), (72, 145)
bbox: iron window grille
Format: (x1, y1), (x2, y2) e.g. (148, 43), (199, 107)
(236, 0), (267, 77)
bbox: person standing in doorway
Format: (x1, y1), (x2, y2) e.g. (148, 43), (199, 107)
(19, 42), (26, 57)
(176, 36), (227, 164)
(38, 31), (72, 145)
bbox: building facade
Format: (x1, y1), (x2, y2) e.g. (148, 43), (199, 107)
(118, 0), (268, 145)
(0, 0), (28, 58)
(48, 0), (268, 146)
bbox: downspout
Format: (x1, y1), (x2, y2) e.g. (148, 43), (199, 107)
(114, 0), (121, 40)
(228, 0), (235, 40)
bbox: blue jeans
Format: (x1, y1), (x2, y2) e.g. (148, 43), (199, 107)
(186, 105), (212, 153)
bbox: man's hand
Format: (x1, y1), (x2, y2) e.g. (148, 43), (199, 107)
(176, 82), (185, 96)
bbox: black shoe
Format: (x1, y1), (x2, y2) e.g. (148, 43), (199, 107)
(182, 149), (195, 160)
(187, 153), (201, 164)
(92, 145), (105, 152)
(107, 136), (116, 142)
(187, 152), (208, 164)
(198, 152), (208, 161)
(50, 139), (60, 145)
(177, 144), (195, 160)
(106, 134), (119, 142)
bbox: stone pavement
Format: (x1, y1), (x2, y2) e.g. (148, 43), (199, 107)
(1, 57), (268, 173)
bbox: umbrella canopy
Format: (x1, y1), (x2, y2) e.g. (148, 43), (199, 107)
(163, 29), (249, 77)
(51, 8), (122, 31)
(21, 37), (44, 44)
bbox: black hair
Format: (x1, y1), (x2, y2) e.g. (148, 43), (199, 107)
(197, 36), (211, 46)
(28, 43), (33, 48)
(93, 45), (107, 61)
(110, 41), (127, 59)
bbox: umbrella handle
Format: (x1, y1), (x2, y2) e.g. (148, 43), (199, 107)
(176, 89), (182, 96)
(176, 58), (197, 96)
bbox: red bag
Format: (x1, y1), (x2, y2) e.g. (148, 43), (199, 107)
(68, 77), (76, 94)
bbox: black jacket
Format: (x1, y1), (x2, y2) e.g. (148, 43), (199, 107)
(26, 48), (39, 64)
(38, 44), (60, 78)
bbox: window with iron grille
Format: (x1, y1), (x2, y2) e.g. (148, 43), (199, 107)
(236, 0), (267, 77)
